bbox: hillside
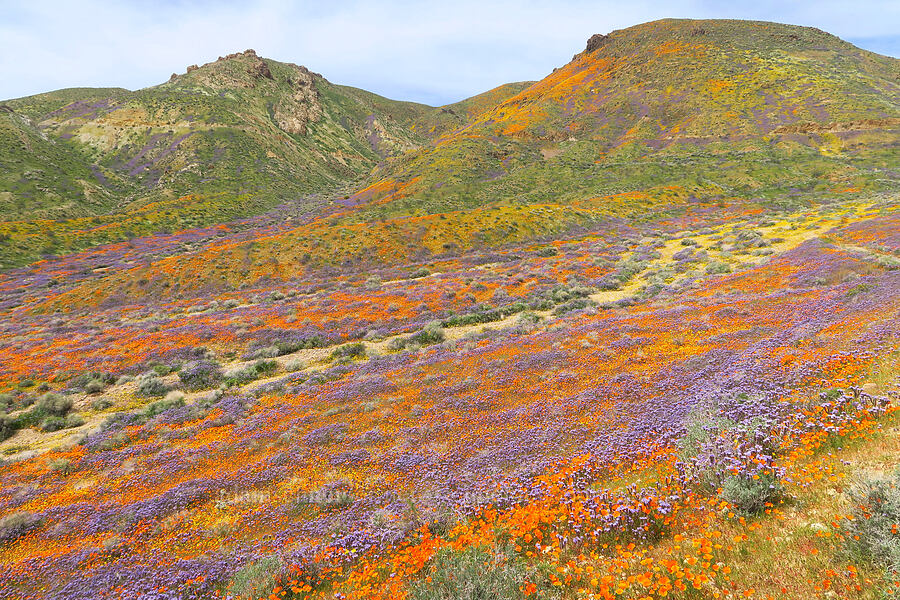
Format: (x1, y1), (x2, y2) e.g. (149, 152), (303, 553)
(410, 81), (536, 138)
(0, 106), (118, 219)
(0, 51), (434, 263)
(0, 18), (898, 600)
(351, 19), (900, 216)
(2, 21), (897, 272)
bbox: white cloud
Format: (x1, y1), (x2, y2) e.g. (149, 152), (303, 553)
(1, 0), (897, 105)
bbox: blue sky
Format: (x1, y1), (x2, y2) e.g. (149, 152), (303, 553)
(1, 0), (898, 106)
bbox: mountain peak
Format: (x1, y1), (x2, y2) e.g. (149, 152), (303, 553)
(167, 49), (280, 88)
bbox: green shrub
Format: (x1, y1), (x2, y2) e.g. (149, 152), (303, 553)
(91, 398), (114, 411)
(552, 297), (596, 316)
(40, 416), (66, 432)
(391, 322), (446, 351)
(705, 261), (732, 275)
(150, 363), (174, 376)
(224, 360), (277, 385)
(679, 400), (782, 514)
(36, 393), (72, 417)
(73, 371), (115, 393)
(135, 373), (169, 397)
(227, 555), (283, 599)
(847, 283), (872, 298)
(441, 303), (526, 328)
(252, 360), (277, 377)
(65, 413), (85, 428)
(144, 397), (186, 419)
(547, 283), (595, 304)
(279, 337), (329, 354)
(720, 473), (782, 514)
(407, 545), (558, 600)
(284, 360), (304, 373)
(49, 458), (73, 474)
(294, 487), (354, 511)
(0, 511), (42, 543)
(409, 322), (445, 346)
(330, 343), (366, 362)
(0, 415), (16, 442)
(10, 393), (75, 429)
(84, 379), (106, 394)
(517, 312), (543, 325)
(178, 360), (223, 391)
(225, 367), (255, 385)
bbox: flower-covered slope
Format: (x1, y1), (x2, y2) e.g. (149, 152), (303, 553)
(0, 193), (897, 599)
(354, 18), (900, 217)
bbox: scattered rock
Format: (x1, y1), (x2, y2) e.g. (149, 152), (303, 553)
(186, 64), (198, 73)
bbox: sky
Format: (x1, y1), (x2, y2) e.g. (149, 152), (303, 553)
(1, 0), (898, 106)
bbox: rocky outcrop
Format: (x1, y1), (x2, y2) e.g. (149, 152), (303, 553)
(248, 58), (273, 80)
(585, 33), (608, 52)
(212, 49), (274, 80)
(218, 49), (258, 62)
(178, 50), (273, 87)
(273, 65), (322, 136)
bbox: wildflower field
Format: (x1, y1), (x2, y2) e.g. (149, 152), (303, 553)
(0, 16), (899, 600)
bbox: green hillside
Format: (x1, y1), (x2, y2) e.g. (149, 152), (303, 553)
(1, 50), (433, 223)
(0, 107), (119, 219)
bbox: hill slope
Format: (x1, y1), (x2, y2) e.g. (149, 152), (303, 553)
(3, 20), (897, 273)
(0, 106), (118, 219)
(350, 18), (900, 217)
(1, 50), (432, 222)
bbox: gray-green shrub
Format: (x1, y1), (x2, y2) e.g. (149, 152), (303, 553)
(135, 373), (169, 397)
(844, 470), (900, 595)
(227, 555), (283, 599)
(407, 545), (558, 600)
(36, 393), (72, 417)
